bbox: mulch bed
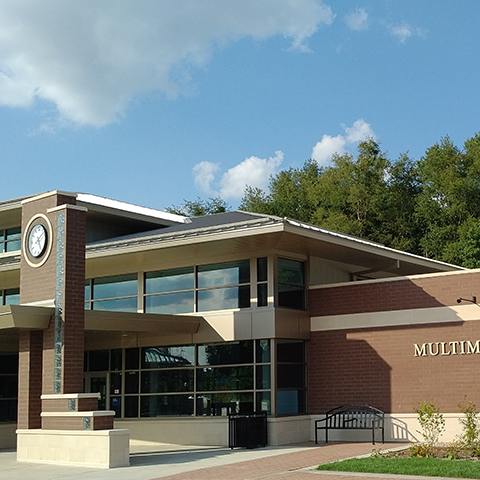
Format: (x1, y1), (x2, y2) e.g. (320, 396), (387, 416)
(382, 445), (480, 462)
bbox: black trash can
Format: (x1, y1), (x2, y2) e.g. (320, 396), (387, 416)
(228, 412), (268, 449)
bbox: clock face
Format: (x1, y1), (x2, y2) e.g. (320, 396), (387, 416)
(28, 223), (48, 258)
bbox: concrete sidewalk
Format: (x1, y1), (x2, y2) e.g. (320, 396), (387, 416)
(0, 442), (403, 480)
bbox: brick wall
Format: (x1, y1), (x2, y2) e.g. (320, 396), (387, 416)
(308, 320), (480, 414)
(309, 270), (480, 317)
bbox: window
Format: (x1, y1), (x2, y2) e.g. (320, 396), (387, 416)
(197, 260), (250, 311)
(276, 340), (306, 415)
(0, 227), (21, 253)
(145, 267), (194, 314)
(85, 274), (138, 312)
(0, 352), (18, 422)
(144, 260), (251, 314)
(84, 340), (271, 418)
(257, 257), (268, 307)
(277, 258), (305, 309)
(2, 288), (19, 306)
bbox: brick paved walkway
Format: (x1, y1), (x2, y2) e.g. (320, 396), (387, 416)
(153, 442), (404, 480)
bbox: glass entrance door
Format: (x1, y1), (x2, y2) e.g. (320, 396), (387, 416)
(87, 373), (108, 410)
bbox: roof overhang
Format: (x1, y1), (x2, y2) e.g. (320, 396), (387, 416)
(84, 309), (201, 334)
(86, 217), (461, 277)
(0, 305), (201, 335)
(0, 305), (53, 329)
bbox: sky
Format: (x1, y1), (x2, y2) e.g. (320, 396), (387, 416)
(1, 1), (479, 212)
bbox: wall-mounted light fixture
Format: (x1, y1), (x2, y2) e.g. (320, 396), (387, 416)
(456, 296), (478, 305)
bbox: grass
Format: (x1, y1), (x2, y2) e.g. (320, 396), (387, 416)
(317, 456), (480, 479)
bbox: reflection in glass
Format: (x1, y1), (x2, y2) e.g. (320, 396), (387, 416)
(256, 391), (271, 414)
(196, 392), (254, 416)
(141, 395), (193, 416)
(278, 258), (305, 309)
(197, 285), (250, 311)
(125, 371), (139, 394)
(88, 350), (109, 371)
(4, 289), (19, 306)
(92, 274), (137, 299)
(125, 348), (139, 370)
(110, 372), (122, 395)
(92, 297), (137, 312)
(256, 340), (271, 363)
(277, 390), (305, 415)
(197, 366), (253, 392)
(256, 365), (271, 389)
(197, 260), (250, 288)
(142, 346), (194, 369)
(142, 370), (194, 393)
(125, 396), (139, 418)
(145, 291), (194, 314)
(145, 267), (194, 293)
(198, 341), (253, 366)
(277, 340), (304, 363)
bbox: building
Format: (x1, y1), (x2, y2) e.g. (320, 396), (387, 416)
(1, 190), (479, 466)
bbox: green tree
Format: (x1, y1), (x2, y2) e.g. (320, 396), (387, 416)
(166, 196), (230, 216)
(416, 133), (480, 264)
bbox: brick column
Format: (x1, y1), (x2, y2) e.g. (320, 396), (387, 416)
(42, 204), (86, 394)
(17, 331), (43, 429)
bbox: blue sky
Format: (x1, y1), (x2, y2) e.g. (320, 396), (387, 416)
(1, 1), (479, 211)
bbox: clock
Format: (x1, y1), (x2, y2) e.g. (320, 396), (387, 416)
(28, 223), (48, 258)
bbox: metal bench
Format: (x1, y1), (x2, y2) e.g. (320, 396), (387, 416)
(315, 404), (385, 445)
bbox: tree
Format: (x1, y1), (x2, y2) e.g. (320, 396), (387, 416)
(166, 196), (230, 217)
(415, 134), (480, 264)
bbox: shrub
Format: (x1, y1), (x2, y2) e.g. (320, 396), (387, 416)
(413, 401), (445, 453)
(458, 396), (480, 454)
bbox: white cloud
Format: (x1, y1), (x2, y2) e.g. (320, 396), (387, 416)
(388, 22), (425, 43)
(192, 161), (220, 194)
(219, 151), (284, 198)
(344, 118), (375, 142)
(0, 0), (335, 127)
(311, 134), (346, 165)
(311, 119), (375, 165)
(345, 8), (368, 31)
(192, 151), (284, 199)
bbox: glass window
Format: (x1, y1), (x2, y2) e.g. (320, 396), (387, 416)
(145, 291), (194, 314)
(92, 274), (137, 299)
(276, 339), (306, 415)
(277, 390), (305, 415)
(88, 350), (109, 371)
(125, 348), (139, 370)
(145, 267), (194, 294)
(198, 341), (253, 366)
(125, 371), (139, 394)
(256, 391), (271, 414)
(111, 349), (122, 371)
(256, 365), (271, 389)
(2, 289), (19, 306)
(197, 366), (253, 392)
(197, 260), (249, 288)
(124, 396), (139, 418)
(91, 297), (137, 312)
(256, 339), (271, 363)
(278, 258), (305, 309)
(1, 227), (21, 253)
(87, 274), (138, 312)
(197, 392), (254, 416)
(84, 339), (270, 419)
(142, 370), (194, 393)
(110, 372), (122, 395)
(142, 346), (194, 369)
(141, 395), (194, 417)
(197, 285), (250, 311)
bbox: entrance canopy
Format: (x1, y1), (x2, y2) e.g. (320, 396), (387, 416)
(0, 304), (201, 334)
